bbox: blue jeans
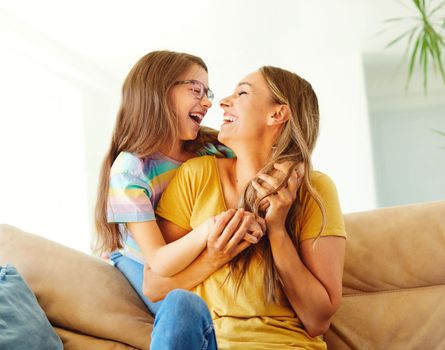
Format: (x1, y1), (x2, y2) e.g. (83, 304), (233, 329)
(110, 252), (218, 350)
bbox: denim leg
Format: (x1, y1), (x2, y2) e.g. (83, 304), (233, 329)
(150, 289), (217, 350)
(109, 252), (163, 315)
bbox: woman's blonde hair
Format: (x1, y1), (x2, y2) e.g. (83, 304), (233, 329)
(95, 50), (218, 254)
(230, 66), (326, 303)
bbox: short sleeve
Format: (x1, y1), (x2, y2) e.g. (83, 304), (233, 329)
(156, 159), (201, 231)
(107, 153), (155, 223)
(298, 172), (346, 242)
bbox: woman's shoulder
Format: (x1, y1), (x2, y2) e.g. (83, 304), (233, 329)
(300, 170), (340, 206)
(171, 155), (217, 181)
(181, 155), (216, 170)
(309, 170), (337, 191)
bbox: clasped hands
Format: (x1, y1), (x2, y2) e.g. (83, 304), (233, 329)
(203, 161), (304, 268)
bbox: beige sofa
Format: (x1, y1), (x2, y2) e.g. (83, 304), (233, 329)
(0, 200), (444, 350)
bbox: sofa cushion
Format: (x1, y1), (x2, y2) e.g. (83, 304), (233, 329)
(54, 327), (137, 350)
(324, 285), (445, 349)
(0, 264), (63, 350)
(0, 225), (153, 350)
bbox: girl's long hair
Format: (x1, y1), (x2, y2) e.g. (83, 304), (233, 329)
(95, 50), (217, 254)
(229, 66), (327, 303)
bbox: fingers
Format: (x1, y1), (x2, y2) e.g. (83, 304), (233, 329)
(295, 162), (305, 177)
(257, 172), (281, 189)
(242, 232), (259, 244)
(231, 239), (251, 257)
(287, 168), (301, 196)
(256, 216), (266, 233)
(252, 178), (268, 196)
(217, 208), (245, 245)
(208, 209), (237, 242)
(259, 199), (270, 212)
(241, 211), (266, 233)
(225, 213), (255, 252)
(273, 161), (294, 174)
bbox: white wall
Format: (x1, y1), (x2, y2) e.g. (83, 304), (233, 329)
(0, 8), (118, 251)
(0, 0), (377, 251)
(364, 54), (445, 207)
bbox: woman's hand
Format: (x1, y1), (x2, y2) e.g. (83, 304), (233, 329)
(252, 162), (304, 231)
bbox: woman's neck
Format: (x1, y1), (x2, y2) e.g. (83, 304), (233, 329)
(217, 145), (271, 209)
(230, 148), (270, 192)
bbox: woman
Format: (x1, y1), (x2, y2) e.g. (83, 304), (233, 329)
(146, 66), (347, 349)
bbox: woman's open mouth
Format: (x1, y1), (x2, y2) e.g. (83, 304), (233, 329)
(222, 114), (238, 125)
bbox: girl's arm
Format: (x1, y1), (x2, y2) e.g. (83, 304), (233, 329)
(253, 164), (346, 337)
(143, 209), (264, 301)
(128, 218), (211, 277)
(130, 208), (262, 278)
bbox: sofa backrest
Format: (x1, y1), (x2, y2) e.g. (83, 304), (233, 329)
(324, 201), (445, 350)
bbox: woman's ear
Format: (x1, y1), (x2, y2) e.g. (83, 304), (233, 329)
(267, 105), (290, 126)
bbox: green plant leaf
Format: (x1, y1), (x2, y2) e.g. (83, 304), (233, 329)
(431, 129), (445, 137)
(402, 27), (420, 61)
(420, 33), (429, 91)
(385, 28), (418, 48)
(385, 0), (445, 92)
(428, 0), (445, 16)
(425, 22), (445, 82)
(406, 34), (422, 89)
(383, 17), (406, 23)
(413, 0), (425, 13)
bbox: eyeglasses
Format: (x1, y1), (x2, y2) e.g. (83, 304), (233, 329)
(173, 80), (214, 101)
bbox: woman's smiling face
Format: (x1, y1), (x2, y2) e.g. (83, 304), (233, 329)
(218, 71), (277, 148)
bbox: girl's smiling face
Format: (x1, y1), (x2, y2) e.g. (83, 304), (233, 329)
(170, 64), (212, 141)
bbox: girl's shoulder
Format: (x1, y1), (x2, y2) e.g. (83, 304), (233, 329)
(110, 151), (144, 176)
(111, 151), (183, 182)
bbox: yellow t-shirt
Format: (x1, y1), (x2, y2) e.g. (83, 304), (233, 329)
(156, 156), (346, 350)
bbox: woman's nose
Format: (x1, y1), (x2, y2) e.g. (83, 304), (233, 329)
(219, 96), (231, 108)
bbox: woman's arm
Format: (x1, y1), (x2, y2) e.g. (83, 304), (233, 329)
(253, 163), (346, 337)
(143, 209), (263, 301)
(268, 232), (345, 337)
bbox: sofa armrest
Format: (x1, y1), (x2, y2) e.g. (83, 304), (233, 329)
(0, 225), (153, 350)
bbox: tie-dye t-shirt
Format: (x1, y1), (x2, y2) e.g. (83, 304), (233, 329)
(107, 143), (234, 263)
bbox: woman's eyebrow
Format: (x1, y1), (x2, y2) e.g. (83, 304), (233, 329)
(237, 82), (252, 87)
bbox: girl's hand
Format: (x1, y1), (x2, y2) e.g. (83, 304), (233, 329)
(252, 162), (304, 231)
(209, 209), (265, 245)
(205, 208), (265, 268)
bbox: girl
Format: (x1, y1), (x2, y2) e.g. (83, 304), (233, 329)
(147, 66), (347, 349)
(95, 50), (264, 350)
